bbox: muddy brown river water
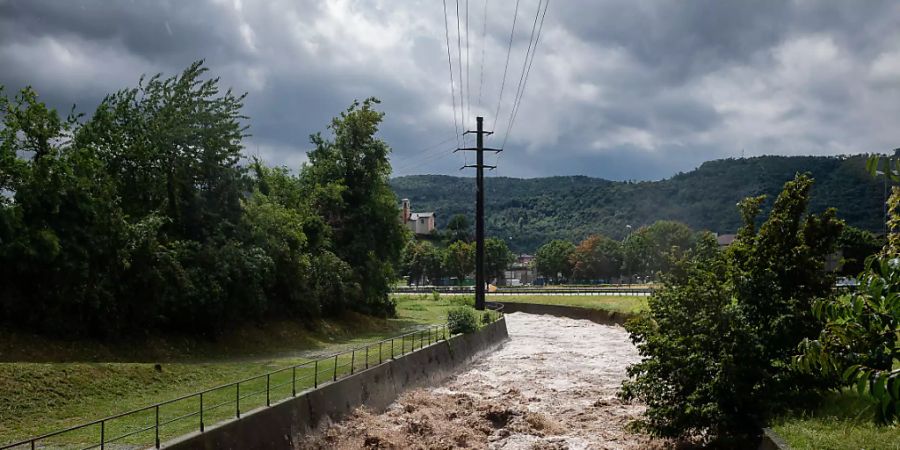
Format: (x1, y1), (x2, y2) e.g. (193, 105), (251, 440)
(303, 312), (664, 449)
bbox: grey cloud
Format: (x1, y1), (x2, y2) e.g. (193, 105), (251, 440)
(1, 0), (899, 181)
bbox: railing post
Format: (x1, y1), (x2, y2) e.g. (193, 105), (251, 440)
(391, 338), (394, 359)
(333, 354), (338, 381)
(314, 360), (318, 388)
(365, 346), (369, 369)
(266, 374), (271, 406)
(200, 392), (205, 432)
(155, 405), (160, 448)
(292, 366), (297, 396)
(236, 383), (241, 418)
(100, 419), (105, 450)
(379, 341), (383, 364)
(350, 350), (355, 375)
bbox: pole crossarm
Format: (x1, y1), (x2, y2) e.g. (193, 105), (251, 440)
(463, 129), (493, 136)
(459, 164), (497, 170)
(454, 147), (502, 153)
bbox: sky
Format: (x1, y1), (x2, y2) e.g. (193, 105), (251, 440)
(1, 0), (899, 181)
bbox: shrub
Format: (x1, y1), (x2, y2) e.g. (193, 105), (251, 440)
(432, 290), (441, 302)
(620, 174), (843, 443)
(797, 187), (900, 423)
(447, 306), (478, 334)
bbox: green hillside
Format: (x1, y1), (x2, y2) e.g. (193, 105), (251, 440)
(391, 155), (886, 252)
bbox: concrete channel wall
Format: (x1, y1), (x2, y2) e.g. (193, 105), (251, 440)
(499, 301), (635, 326)
(164, 318), (509, 450)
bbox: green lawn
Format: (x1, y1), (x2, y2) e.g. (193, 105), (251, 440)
(772, 390), (900, 450)
(490, 294), (648, 314)
(0, 297), (465, 448)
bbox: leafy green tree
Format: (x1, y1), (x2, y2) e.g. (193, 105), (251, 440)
(443, 240), (474, 285)
(403, 240), (449, 286)
(622, 230), (652, 280)
(621, 234), (752, 440)
(796, 183), (900, 423)
(0, 65), (409, 338)
(78, 61), (248, 243)
(0, 86), (136, 336)
(445, 213), (471, 243)
(837, 225), (882, 276)
(570, 234), (623, 281)
(484, 237), (514, 284)
(301, 98), (408, 316)
(535, 239), (575, 284)
(422, 242), (445, 285)
(621, 174), (843, 442)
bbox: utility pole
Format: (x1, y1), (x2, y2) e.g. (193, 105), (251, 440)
(457, 116), (501, 310)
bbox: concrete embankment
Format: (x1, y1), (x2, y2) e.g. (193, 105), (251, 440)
(498, 301), (636, 326)
(164, 319), (509, 450)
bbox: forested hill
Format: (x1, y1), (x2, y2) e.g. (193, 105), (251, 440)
(391, 155), (886, 252)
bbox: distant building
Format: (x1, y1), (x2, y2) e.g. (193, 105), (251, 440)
(503, 254), (537, 286)
(400, 199), (436, 235)
(717, 233), (737, 247)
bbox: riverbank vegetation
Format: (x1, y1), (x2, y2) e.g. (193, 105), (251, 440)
(621, 172), (900, 449)
(0, 62), (406, 338)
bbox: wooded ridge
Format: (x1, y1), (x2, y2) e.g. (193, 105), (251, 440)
(392, 155), (886, 252)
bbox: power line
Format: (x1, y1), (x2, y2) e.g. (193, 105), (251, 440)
(465, 0), (471, 125)
(503, 0), (549, 149)
(395, 146), (458, 174)
(504, 0), (542, 137)
(442, 0), (461, 149)
(491, 0), (520, 132)
(477, 0), (489, 111)
(455, 0), (465, 144)
(392, 136), (459, 174)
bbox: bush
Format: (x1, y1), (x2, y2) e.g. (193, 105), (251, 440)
(447, 306), (478, 334)
(620, 174), (843, 443)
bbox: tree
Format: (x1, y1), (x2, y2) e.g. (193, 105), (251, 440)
(0, 65), (410, 338)
(78, 61), (249, 243)
(837, 225), (882, 276)
(400, 240), (443, 286)
(622, 230), (652, 280)
(445, 214), (471, 243)
(484, 237), (514, 284)
(570, 234), (623, 282)
(301, 98), (408, 316)
(421, 242), (445, 285)
(0, 86), (136, 336)
(535, 239), (575, 284)
(621, 174), (843, 442)
(443, 241), (474, 286)
(796, 179), (900, 423)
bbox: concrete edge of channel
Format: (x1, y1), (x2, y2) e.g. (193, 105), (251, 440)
(162, 317), (510, 450)
(757, 427), (792, 450)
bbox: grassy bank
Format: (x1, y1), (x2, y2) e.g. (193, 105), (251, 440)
(772, 391), (900, 450)
(490, 294), (648, 314)
(0, 296), (467, 447)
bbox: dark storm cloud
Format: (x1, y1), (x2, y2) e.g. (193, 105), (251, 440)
(1, 0), (899, 180)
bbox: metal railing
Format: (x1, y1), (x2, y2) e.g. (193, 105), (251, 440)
(1, 321), (472, 450)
